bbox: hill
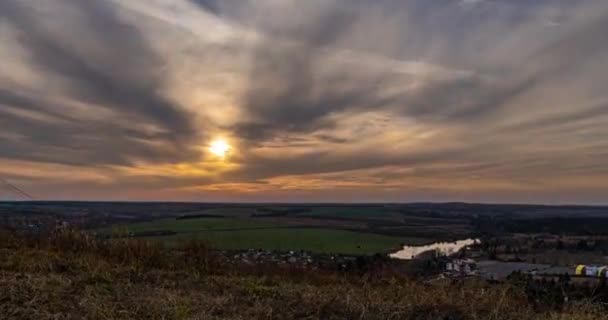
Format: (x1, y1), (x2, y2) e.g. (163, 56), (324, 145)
(0, 228), (605, 320)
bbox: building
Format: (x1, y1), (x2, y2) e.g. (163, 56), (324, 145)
(446, 259), (476, 275)
(575, 265), (608, 278)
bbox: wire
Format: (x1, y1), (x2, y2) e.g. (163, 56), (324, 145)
(0, 178), (34, 200)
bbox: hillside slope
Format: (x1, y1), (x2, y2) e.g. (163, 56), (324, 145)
(0, 230), (604, 320)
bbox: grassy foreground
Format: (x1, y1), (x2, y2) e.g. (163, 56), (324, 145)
(0, 229), (605, 320)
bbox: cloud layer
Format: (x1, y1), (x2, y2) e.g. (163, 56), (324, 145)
(1, 0), (607, 203)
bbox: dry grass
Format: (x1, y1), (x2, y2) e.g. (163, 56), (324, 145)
(0, 228), (605, 320)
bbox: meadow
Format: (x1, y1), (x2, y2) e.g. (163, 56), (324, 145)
(103, 217), (431, 254)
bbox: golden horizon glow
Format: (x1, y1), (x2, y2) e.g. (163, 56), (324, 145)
(209, 139), (231, 158)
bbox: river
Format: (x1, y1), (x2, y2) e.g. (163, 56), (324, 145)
(390, 238), (478, 260)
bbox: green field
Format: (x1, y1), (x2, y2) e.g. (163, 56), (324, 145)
(146, 228), (430, 254)
(296, 206), (401, 220)
(103, 217), (430, 255)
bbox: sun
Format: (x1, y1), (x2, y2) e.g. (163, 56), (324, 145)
(209, 139), (231, 158)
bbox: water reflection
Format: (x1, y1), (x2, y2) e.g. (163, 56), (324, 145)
(390, 239), (478, 260)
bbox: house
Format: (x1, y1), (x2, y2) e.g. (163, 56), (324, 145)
(446, 259), (476, 275)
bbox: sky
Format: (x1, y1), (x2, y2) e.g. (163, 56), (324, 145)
(1, 0), (607, 204)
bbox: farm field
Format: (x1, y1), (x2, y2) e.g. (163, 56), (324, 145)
(294, 206), (403, 220)
(4, 201), (608, 257)
(102, 217), (276, 234)
(20, 202), (608, 256)
(103, 217), (433, 254)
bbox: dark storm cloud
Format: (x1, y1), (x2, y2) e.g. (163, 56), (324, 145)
(0, 0), (200, 165)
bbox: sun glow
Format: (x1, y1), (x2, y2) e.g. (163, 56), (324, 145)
(209, 139), (231, 158)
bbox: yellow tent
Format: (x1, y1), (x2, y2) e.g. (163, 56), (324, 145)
(575, 265), (586, 276)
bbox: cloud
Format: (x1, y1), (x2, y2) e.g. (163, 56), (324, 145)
(0, 0), (201, 166)
(1, 0), (608, 203)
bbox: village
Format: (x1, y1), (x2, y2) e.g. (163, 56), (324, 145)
(219, 248), (384, 272)
(429, 235), (608, 286)
(184, 234), (608, 287)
